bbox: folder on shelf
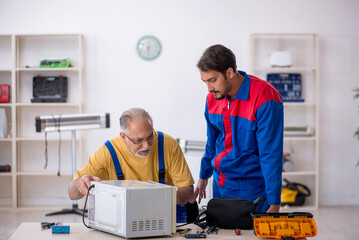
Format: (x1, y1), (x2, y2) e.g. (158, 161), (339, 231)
(0, 108), (7, 138)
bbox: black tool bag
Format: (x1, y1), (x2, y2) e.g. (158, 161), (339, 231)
(196, 197), (261, 230)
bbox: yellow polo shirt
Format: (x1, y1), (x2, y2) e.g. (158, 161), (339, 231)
(74, 132), (194, 188)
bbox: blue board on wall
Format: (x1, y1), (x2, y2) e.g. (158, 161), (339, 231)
(267, 73), (304, 102)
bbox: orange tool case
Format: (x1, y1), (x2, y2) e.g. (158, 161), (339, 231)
(252, 212), (317, 240)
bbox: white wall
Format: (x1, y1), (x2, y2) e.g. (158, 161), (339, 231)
(0, 0), (358, 206)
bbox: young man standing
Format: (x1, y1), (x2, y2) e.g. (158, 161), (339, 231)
(190, 44), (283, 213)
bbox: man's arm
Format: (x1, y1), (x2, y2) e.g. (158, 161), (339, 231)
(68, 175), (101, 200)
(267, 205), (280, 213)
(177, 185), (194, 205)
(256, 95), (284, 209)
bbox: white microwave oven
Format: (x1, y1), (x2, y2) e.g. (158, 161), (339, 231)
(88, 180), (176, 238)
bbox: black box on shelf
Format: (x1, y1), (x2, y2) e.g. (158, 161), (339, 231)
(31, 76), (68, 103)
(0, 164), (11, 172)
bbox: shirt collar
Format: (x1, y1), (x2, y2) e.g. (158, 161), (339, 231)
(233, 70), (250, 100)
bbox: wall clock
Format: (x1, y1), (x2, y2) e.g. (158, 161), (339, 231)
(136, 35), (161, 60)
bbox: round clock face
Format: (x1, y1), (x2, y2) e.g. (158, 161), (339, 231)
(137, 35), (161, 60)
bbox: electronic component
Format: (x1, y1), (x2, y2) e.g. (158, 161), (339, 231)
(0, 164), (11, 172)
(267, 73), (303, 102)
(177, 138), (206, 153)
(35, 113), (111, 215)
(270, 51), (292, 67)
(87, 180), (176, 238)
(35, 113), (110, 132)
(31, 75), (68, 103)
(40, 58), (70, 68)
(40, 222), (55, 229)
(52, 225), (70, 234)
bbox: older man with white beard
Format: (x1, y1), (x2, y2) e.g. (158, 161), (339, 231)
(68, 107), (194, 223)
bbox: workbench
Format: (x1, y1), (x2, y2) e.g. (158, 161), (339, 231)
(9, 222), (260, 240)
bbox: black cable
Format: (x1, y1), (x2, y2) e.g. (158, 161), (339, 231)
(49, 115), (62, 176)
(44, 132), (48, 169)
(43, 115), (63, 175)
(176, 222), (190, 228)
(57, 130), (61, 176)
(83, 184), (95, 229)
(194, 213), (207, 230)
(56, 115), (62, 176)
(177, 205), (208, 229)
(194, 206), (208, 230)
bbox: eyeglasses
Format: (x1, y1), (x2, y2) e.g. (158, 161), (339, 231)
(123, 131), (154, 145)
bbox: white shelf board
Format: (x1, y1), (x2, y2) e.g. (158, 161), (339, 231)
(0, 138), (12, 142)
(282, 171), (316, 176)
(284, 136), (316, 141)
(284, 102), (316, 107)
(16, 67), (81, 72)
(0, 173), (12, 176)
(16, 103), (81, 107)
(17, 171), (72, 176)
(253, 67), (316, 72)
(16, 137), (75, 141)
(0, 206), (13, 210)
(16, 33), (81, 38)
(0, 103), (11, 107)
(14, 205), (72, 211)
(251, 33), (316, 37)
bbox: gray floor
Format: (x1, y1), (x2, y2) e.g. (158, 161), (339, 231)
(1, 206), (359, 240)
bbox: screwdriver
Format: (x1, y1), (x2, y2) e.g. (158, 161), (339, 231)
(184, 233), (207, 238)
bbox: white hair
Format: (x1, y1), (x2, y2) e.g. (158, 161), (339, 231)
(119, 108), (153, 133)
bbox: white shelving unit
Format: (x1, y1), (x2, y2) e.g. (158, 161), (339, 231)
(249, 33), (319, 209)
(0, 34), (83, 208)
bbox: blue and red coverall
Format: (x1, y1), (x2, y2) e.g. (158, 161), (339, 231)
(200, 71), (283, 212)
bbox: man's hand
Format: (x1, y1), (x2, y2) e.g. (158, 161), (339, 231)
(266, 205), (280, 213)
(68, 175), (101, 200)
(189, 178), (208, 204)
(76, 175), (102, 195)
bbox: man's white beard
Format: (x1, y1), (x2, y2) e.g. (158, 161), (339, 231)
(135, 147), (152, 158)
